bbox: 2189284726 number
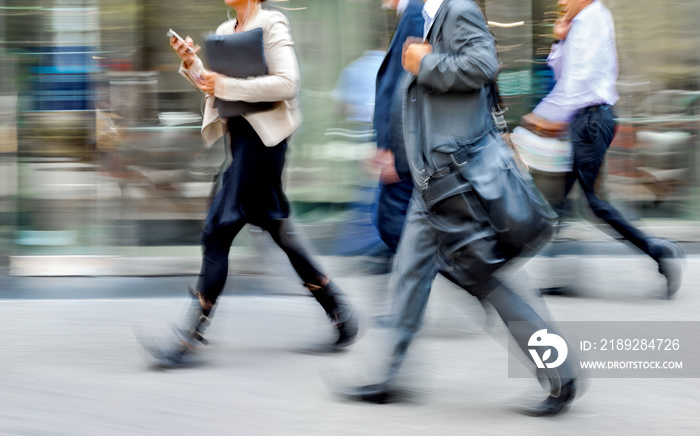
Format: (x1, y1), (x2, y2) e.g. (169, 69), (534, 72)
(598, 338), (680, 351)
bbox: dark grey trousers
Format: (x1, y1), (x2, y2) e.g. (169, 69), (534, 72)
(381, 192), (576, 385)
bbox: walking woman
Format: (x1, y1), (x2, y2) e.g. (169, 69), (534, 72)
(152, 0), (358, 366)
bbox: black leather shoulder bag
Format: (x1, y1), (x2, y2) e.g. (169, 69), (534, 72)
(422, 124), (557, 259)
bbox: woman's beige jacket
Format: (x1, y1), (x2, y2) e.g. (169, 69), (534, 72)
(179, 8), (302, 147)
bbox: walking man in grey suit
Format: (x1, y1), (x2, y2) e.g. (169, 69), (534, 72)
(341, 0), (578, 416)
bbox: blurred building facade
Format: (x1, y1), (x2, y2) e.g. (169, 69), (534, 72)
(0, 0), (699, 266)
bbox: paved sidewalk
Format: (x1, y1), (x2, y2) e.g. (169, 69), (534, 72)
(1, 255), (699, 435)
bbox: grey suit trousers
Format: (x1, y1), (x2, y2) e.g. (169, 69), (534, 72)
(382, 191), (576, 385)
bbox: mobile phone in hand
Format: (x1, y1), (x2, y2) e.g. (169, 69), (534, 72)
(167, 28), (195, 53)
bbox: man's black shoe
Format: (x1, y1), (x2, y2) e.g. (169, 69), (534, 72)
(520, 379), (576, 417)
(340, 383), (395, 404)
(650, 238), (685, 298)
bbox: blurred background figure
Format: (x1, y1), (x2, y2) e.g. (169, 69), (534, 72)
(331, 48), (385, 126)
(519, 0), (684, 299)
(325, 46), (387, 260)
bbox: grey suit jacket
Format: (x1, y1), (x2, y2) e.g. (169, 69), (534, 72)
(401, 0), (499, 191)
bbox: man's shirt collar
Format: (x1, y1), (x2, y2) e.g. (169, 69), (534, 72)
(423, 0), (443, 21)
(572, 0), (599, 24)
(422, 0), (444, 38)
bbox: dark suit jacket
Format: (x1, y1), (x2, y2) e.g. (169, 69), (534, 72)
(401, 0), (499, 191)
(374, 0), (425, 170)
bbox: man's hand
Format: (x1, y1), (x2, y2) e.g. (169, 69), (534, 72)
(553, 18), (572, 41)
(521, 112), (568, 138)
(372, 149), (401, 184)
(402, 38), (432, 76)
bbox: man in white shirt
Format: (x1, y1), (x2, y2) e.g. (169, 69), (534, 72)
(524, 0), (684, 298)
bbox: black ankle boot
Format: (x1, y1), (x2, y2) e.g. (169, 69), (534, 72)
(140, 286), (214, 367)
(305, 280), (359, 352)
(175, 286), (214, 347)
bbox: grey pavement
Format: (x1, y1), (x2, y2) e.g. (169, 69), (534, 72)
(1, 252), (700, 435)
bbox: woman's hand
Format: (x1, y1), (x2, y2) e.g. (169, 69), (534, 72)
(170, 35), (200, 69)
(197, 71), (224, 95)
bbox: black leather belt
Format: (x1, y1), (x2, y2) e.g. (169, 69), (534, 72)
(577, 104), (611, 116)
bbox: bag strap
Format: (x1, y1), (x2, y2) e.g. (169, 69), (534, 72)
(483, 15), (509, 134)
(490, 81), (509, 134)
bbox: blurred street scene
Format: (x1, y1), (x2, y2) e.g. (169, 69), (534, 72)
(1, 0), (700, 267)
(2, 0), (700, 434)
